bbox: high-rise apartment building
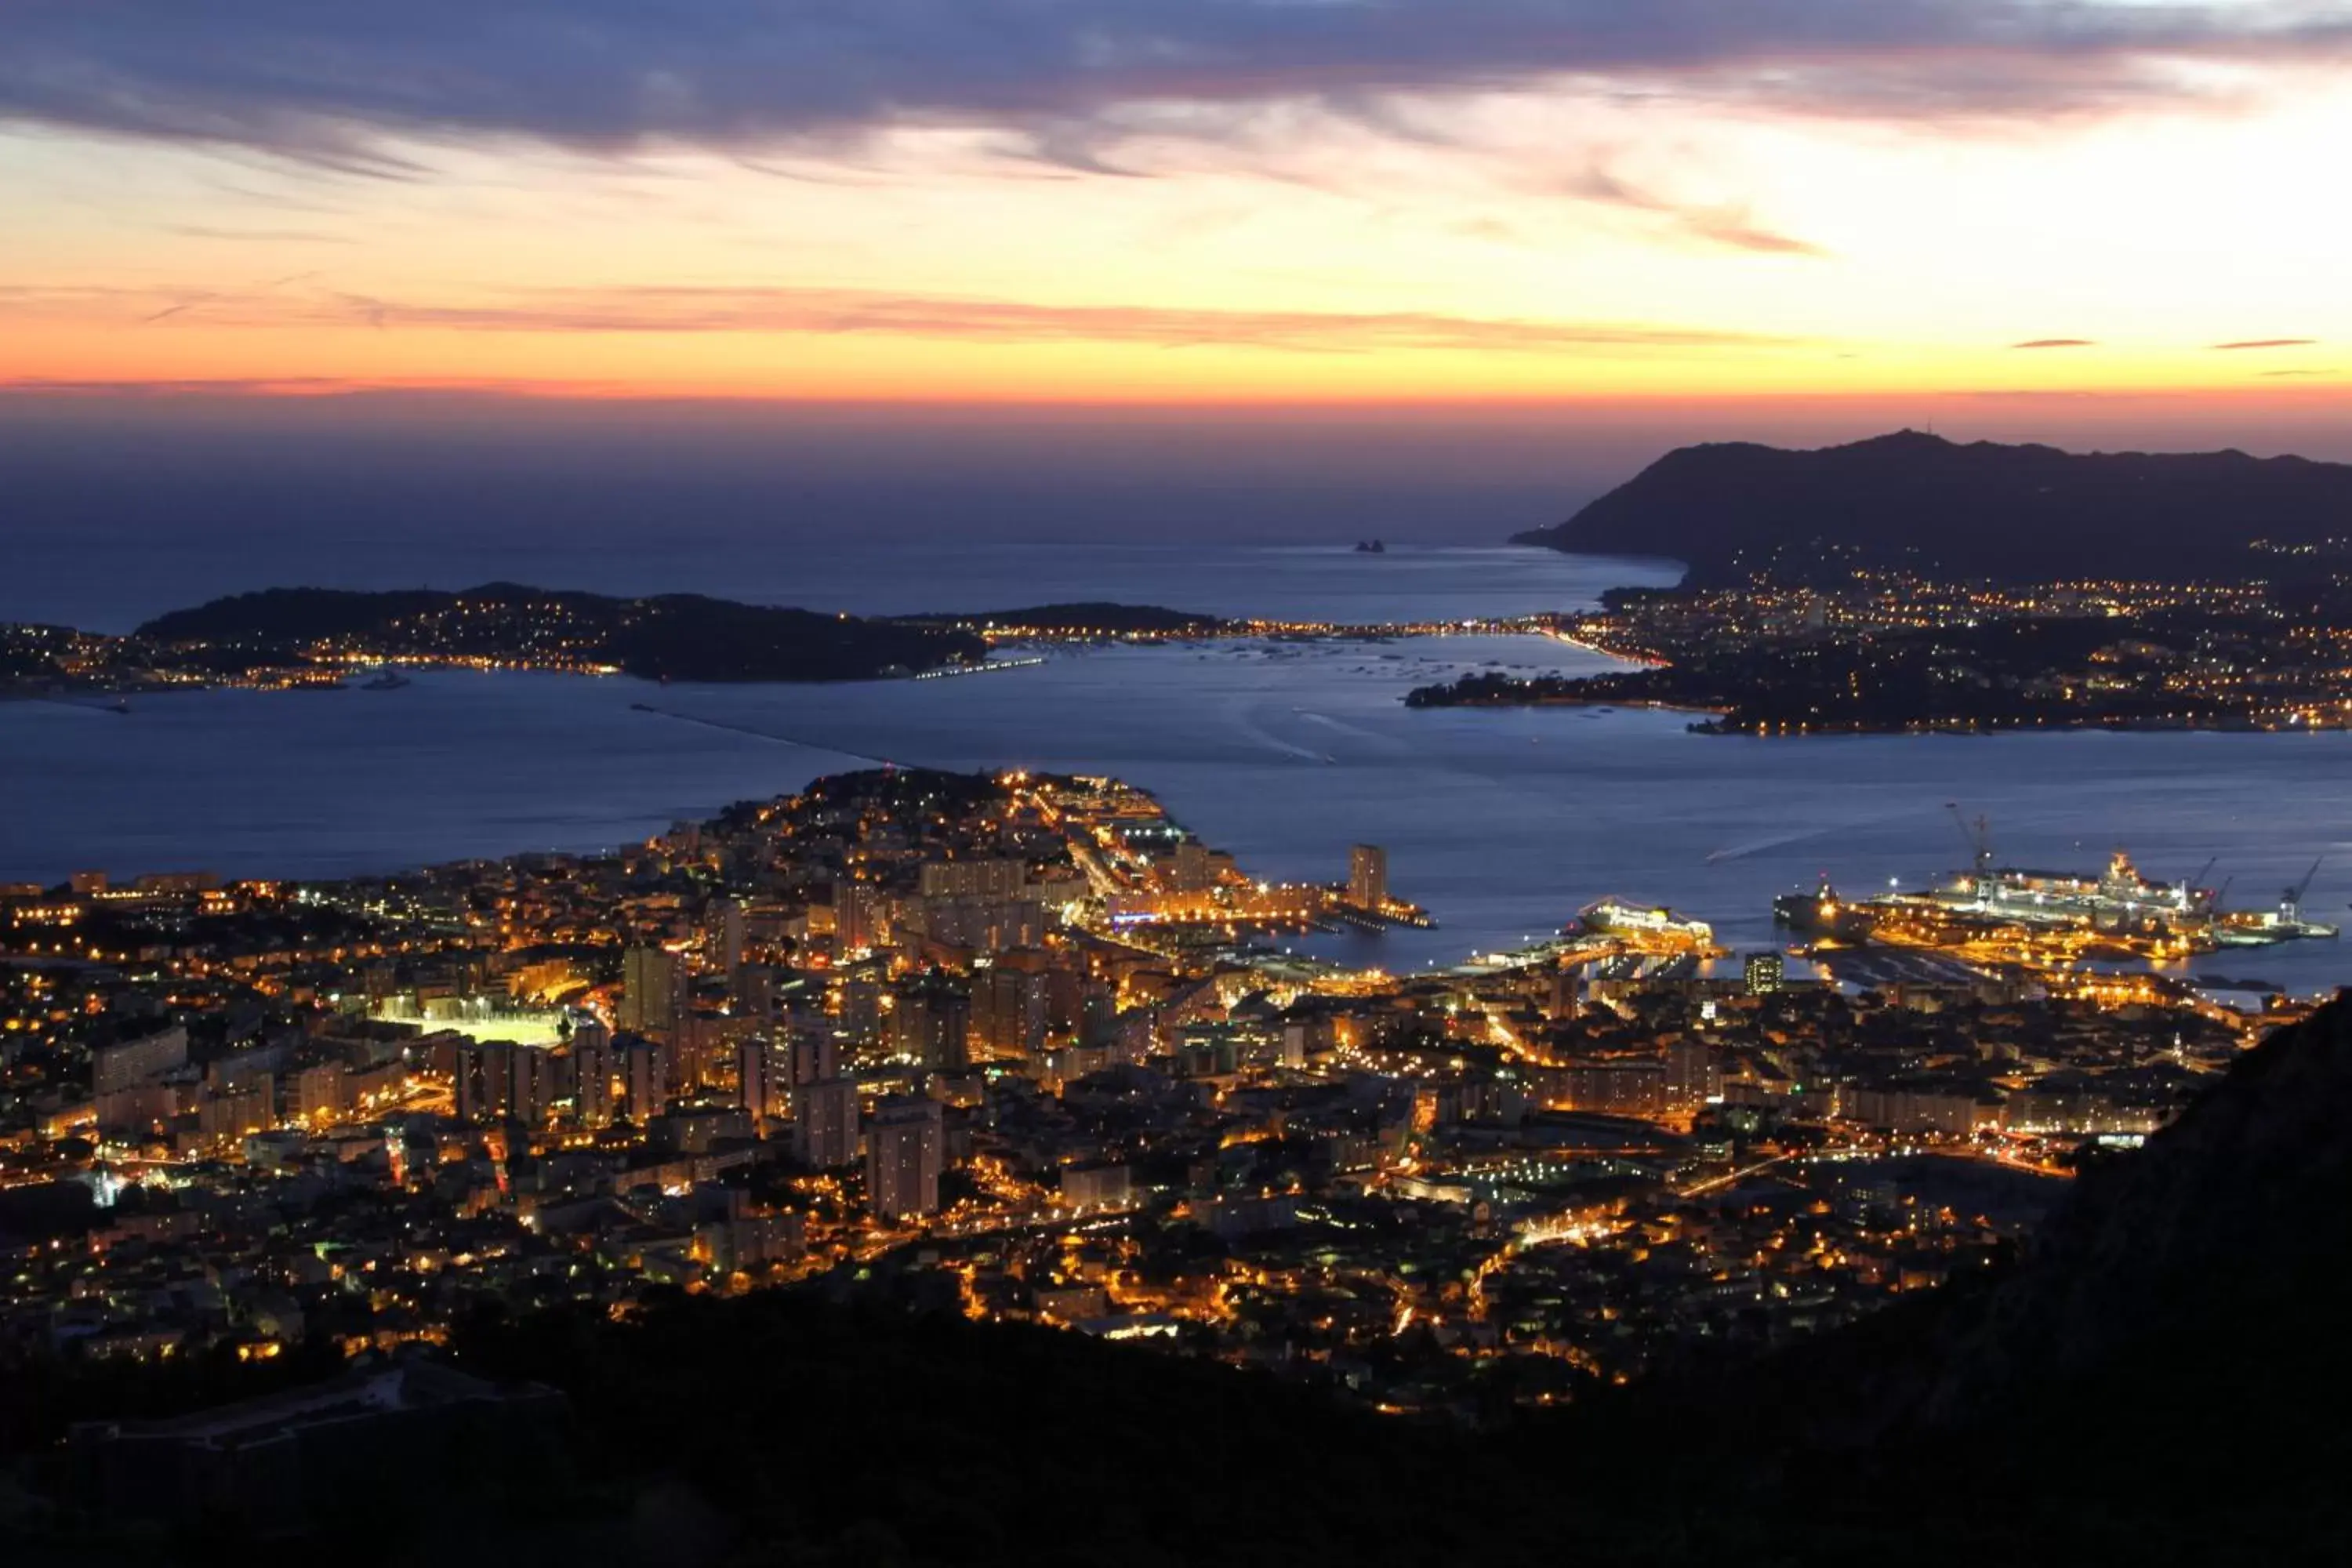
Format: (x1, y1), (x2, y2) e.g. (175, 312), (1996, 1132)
(891, 973), (971, 1071)
(866, 1095), (944, 1221)
(619, 946), (679, 1036)
(789, 1029), (840, 1088)
(709, 898), (746, 978)
(971, 965), (1048, 1060)
(834, 881), (887, 955)
(916, 858), (1026, 902)
(93, 1025), (190, 1096)
(794, 1078), (861, 1169)
(455, 1041), (512, 1123)
(622, 1036), (671, 1121)
(510, 1043), (563, 1126)
(568, 1022), (616, 1127)
(736, 1033), (786, 1120)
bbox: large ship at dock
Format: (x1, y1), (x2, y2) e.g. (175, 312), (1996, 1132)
(1940, 848), (2212, 932)
(1775, 814), (2337, 951)
(1570, 897), (1716, 946)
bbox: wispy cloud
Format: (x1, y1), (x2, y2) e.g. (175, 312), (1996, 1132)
(1679, 214), (1828, 256)
(1557, 165), (1828, 257)
(0, 280), (1805, 357)
(2212, 337), (2318, 349)
(2011, 338), (2098, 348)
(4, 2), (2349, 171)
(165, 224), (356, 245)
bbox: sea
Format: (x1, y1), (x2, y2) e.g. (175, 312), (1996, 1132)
(5, 541), (2349, 994)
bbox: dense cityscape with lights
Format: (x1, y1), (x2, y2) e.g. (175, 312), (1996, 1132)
(7, 749), (2328, 1549)
(15, 0), (2352, 1547)
(1409, 569), (2352, 734)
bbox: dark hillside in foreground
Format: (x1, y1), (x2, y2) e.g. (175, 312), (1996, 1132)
(1515, 430), (2352, 584)
(1578, 990), (2352, 1555)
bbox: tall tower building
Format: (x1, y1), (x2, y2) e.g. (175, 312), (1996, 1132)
(891, 973), (972, 1071)
(619, 946), (679, 1036)
(1744, 952), (1787, 996)
(733, 964), (783, 1024)
(622, 1036), (671, 1122)
(1170, 840), (1214, 892)
(455, 1041), (513, 1123)
(789, 1029), (840, 1088)
(567, 1021), (615, 1127)
(710, 897), (746, 979)
(737, 1033), (787, 1121)
(1348, 844), (1388, 911)
(794, 1078), (861, 1168)
(511, 1043), (563, 1126)
(972, 966), (1047, 1061)
(866, 1095), (944, 1221)
(836, 973), (885, 1050)
(834, 880), (886, 955)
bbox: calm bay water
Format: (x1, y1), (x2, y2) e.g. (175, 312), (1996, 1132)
(5, 543), (2348, 993)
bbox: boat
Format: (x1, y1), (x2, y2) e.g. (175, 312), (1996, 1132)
(1353, 539), (1386, 554)
(1791, 816), (2338, 955)
(1773, 878), (1875, 940)
(1937, 847), (2332, 945)
(1571, 897), (1715, 945)
(360, 670), (412, 691)
(2210, 862), (2338, 944)
(1932, 848), (2214, 932)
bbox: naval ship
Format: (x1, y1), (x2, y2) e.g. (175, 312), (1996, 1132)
(1774, 811), (2336, 949)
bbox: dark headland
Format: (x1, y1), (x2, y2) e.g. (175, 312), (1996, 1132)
(1418, 431), (2352, 733)
(4, 590), (1234, 697)
(131, 584), (986, 684)
(1515, 430), (2352, 586)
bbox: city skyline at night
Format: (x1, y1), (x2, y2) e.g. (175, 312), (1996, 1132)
(5, 8), (2350, 1563)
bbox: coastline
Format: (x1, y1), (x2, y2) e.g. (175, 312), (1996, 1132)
(1413, 556), (2352, 737)
(9, 641), (2352, 993)
(10, 544), (2346, 992)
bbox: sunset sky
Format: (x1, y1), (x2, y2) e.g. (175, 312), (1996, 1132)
(5, 0), (2349, 416)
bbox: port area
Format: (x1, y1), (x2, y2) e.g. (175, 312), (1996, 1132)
(1774, 824), (2338, 974)
(1780, 882), (2336, 967)
(1420, 872), (2310, 1025)
(1030, 775), (1433, 966)
(1759, 861), (2332, 1020)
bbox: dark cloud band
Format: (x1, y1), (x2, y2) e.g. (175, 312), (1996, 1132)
(3, 2), (2347, 166)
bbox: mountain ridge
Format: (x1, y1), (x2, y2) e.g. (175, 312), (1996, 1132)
(1515, 430), (2352, 583)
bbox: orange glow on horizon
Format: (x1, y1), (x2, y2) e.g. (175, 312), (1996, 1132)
(5, 66), (2351, 422)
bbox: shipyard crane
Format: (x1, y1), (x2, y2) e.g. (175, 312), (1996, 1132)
(2284, 855), (2325, 922)
(2187, 856), (2220, 913)
(1945, 803), (1994, 878)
